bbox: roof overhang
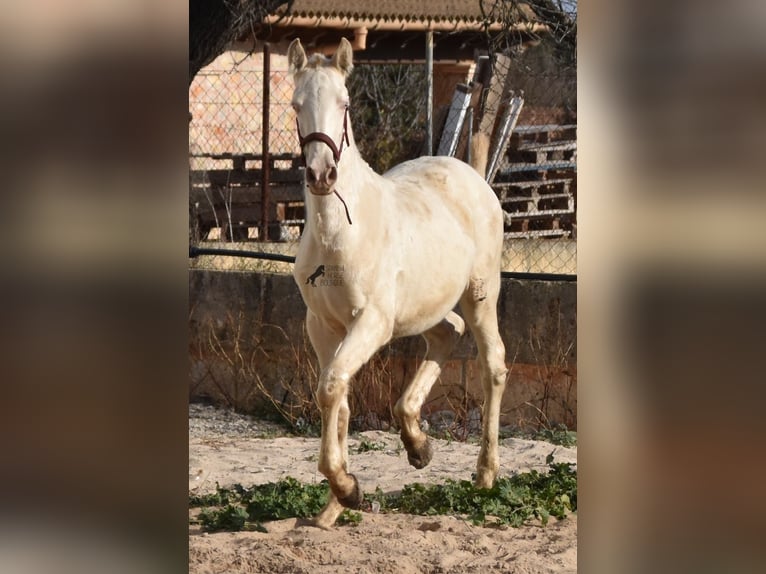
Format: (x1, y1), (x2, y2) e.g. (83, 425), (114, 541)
(234, 4), (548, 61)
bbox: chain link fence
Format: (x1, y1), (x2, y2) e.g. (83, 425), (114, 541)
(189, 26), (576, 276)
(189, 49), (300, 248)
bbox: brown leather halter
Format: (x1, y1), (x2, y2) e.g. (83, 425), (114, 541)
(296, 106), (350, 166)
(295, 106), (354, 225)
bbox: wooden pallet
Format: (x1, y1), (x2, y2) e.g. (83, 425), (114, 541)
(501, 194), (574, 216)
(511, 124), (577, 146)
(190, 152), (306, 241)
(509, 141), (577, 164)
(503, 210), (575, 239)
(492, 124), (577, 239)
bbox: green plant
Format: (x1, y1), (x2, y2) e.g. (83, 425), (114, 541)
(499, 423), (577, 447)
(533, 425), (577, 447)
(191, 477), (329, 532)
(190, 461), (576, 532)
(337, 510), (363, 526)
(389, 459), (576, 527)
(356, 438), (386, 453)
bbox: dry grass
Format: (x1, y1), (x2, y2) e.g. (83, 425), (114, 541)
(190, 309), (576, 436)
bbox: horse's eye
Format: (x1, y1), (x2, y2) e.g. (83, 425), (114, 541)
(291, 103), (300, 112)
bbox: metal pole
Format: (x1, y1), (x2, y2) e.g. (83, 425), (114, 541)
(261, 43), (271, 240)
(465, 106), (474, 164)
(188, 246), (578, 281)
(425, 30), (433, 156)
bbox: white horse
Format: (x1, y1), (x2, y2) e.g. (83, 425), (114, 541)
(288, 38), (508, 528)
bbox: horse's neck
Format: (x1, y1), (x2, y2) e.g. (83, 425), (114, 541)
(304, 144), (382, 251)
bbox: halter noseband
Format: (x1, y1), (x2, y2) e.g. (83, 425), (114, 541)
(296, 106), (350, 166)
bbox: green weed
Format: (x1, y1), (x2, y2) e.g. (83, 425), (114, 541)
(190, 462), (576, 532)
(387, 460), (576, 527)
(356, 438), (386, 453)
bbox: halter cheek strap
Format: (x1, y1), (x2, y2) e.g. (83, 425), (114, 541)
(296, 107), (350, 166)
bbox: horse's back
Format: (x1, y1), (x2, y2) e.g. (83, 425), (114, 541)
(383, 155), (503, 242)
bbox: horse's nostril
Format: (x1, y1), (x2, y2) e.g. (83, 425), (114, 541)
(307, 167), (319, 184)
(327, 166), (338, 184)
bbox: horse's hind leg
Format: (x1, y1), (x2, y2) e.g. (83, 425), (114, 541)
(460, 278), (508, 488)
(394, 311), (465, 469)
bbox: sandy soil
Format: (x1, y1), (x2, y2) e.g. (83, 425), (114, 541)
(189, 404), (577, 573)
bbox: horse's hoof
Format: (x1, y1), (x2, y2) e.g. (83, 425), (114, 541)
(297, 516), (333, 530)
(406, 437), (433, 469)
(337, 474), (363, 509)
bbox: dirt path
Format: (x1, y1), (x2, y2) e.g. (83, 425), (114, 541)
(189, 404), (577, 573)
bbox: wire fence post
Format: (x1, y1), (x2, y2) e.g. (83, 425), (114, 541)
(261, 42), (271, 240)
(425, 30), (433, 156)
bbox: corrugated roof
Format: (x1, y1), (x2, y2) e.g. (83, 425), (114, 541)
(279, 1), (538, 24)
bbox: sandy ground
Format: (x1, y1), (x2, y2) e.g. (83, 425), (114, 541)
(189, 404), (577, 573)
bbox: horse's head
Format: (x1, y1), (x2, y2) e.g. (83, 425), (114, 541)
(288, 38), (353, 196)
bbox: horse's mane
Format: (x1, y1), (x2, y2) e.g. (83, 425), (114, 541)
(306, 53), (331, 69)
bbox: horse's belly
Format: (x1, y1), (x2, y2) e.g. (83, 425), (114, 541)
(391, 254), (472, 337)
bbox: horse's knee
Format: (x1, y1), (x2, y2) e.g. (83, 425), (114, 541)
(393, 398), (415, 421)
(317, 456), (338, 478)
(491, 364), (508, 387)
(317, 369), (349, 408)
(482, 345), (508, 388)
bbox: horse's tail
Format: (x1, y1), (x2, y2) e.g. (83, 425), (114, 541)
(469, 132), (490, 179)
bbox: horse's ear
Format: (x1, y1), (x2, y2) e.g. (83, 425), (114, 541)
(288, 39), (307, 74)
(331, 38), (354, 76)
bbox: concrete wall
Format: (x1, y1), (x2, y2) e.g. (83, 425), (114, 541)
(189, 270), (576, 430)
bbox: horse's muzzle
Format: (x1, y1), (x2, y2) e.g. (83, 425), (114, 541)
(306, 164), (338, 195)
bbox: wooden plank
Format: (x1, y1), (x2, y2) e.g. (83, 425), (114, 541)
(510, 147), (576, 165)
(190, 184), (304, 206)
(501, 193), (573, 205)
(514, 124), (577, 134)
(499, 161), (577, 174)
(190, 168), (304, 186)
(478, 53), (511, 138)
(504, 229), (571, 239)
(454, 83), (484, 161)
(517, 142), (577, 152)
(437, 83), (473, 157)
(511, 125), (577, 147)
(505, 208), (575, 218)
(492, 178), (572, 189)
(486, 95), (524, 182)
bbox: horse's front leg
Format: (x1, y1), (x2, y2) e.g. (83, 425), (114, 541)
(310, 308), (392, 528)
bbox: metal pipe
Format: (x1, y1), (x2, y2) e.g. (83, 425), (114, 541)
(425, 30), (433, 156)
(261, 42), (271, 240)
(189, 246), (295, 263)
(465, 106), (473, 164)
(188, 246), (576, 282)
